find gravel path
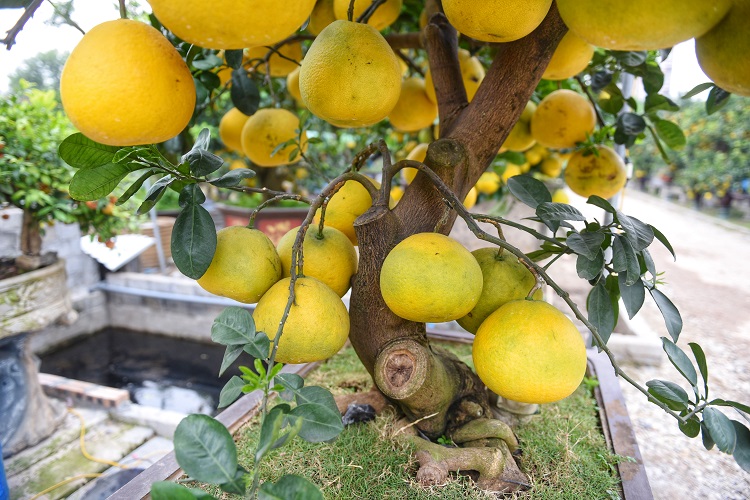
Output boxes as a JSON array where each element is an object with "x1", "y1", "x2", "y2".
[{"x1": 450, "y1": 188, "x2": 750, "y2": 498}]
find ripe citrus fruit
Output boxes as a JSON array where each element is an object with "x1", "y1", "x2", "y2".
[
  {"x1": 388, "y1": 77, "x2": 438, "y2": 132},
  {"x1": 473, "y1": 299, "x2": 587, "y2": 404},
  {"x1": 60, "y1": 19, "x2": 195, "y2": 147},
  {"x1": 556, "y1": 0, "x2": 731, "y2": 51},
  {"x1": 531, "y1": 89, "x2": 596, "y2": 149},
  {"x1": 564, "y1": 145, "x2": 627, "y2": 199},
  {"x1": 333, "y1": 0, "x2": 403, "y2": 30},
  {"x1": 502, "y1": 163, "x2": 522, "y2": 183},
  {"x1": 552, "y1": 188, "x2": 569, "y2": 204},
  {"x1": 286, "y1": 66, "x2": 305, "y2": 106},
  {"x1": 313, "y1": 178, "x2": 377, "y2": 245},
  {"x1": 380, "y1": 233, "x2": 483, "y2": 323},
  {"x1": 475, "y1": 172, "x2": 501, "y2": 195},
  {"x1": 308, "y1": 0, "x2": 336, "y2": 35},
  {"x1": 146, "y1": 0, "x2": 316, "y2": 49},
  {"x1": 540, "y1": 154, "x2": 563, "y2": 177},
  {"x1": 219, "y1": 108, "x2": 251, "y2": 153},
  {"x1": 463, "y1": 186, "x2": 478, "y2": 210},
  {"x1": 240, "y1": 108, "x2": 307, "y2": 167},
  {"x1": 276, "y1": 225, "x2": 358, "y2": 297},
  {"x1": 501, "y1": 102, "x2": 536, "y2": 152},
  {"x1": 300, "y1": 20, "x2": 402, "y2": 128},
  {"x1": 696, "y1": 1, "x2": 750, "y2": 97},
  {"x1": 442, "y1": 0, "x2": 552, "y2": 43},
  {"x1": 389, "y1": 185, "x2": 405, "y2": 208},
  {"x1": 197, "y1": 227, "x2": 282, "y2": 303},
  {"x1": 542, "y1": 31, "x2": 594, "y2": 81},
  {"x1": 401, "y1": 143, "x2": 429, "y2": 184},
  {"x1": 425, "y1": 49, "x2": 485, "y2": 103},
  {"x1": 457, "y1": 248, "x2": 542, "y2": 334},
  {"x1": 246, "y1": 42, "x2": 302, "y2": 77},
  {"x1": 254, "y1": 277, "x2": 349, "y2": 364}
]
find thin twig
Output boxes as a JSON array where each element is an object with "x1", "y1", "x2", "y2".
[
  {"x1": 395, "y1": 50, "x2": 425, "y2": 78},
  {"x1": 347, "y1": 0, "x2": 356, "y2": 22},
  {"x1": 394, "y1": 412, "x2": 439, "y2": 436},
  {"x1": 575, "y1": 75, "x2": 607, "y2": 128},
  {"x1": 45, "y1": 0, "x2": 85, "y2": 35},
  {"x1": 247, "y1": 194, "x2": 310, "y2": 228},
  {"x1": 2, "y1": 0, "x2": 44, "y2": 50},
  {"x1": 357, "y1": 0, "x2": 388, "y2": 25}
]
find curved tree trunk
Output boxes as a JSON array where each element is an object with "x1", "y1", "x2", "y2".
[{"x1": 349, "y1": 6, "x2": 567, "y2": 438}]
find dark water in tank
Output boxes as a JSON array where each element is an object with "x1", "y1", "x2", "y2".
[{"x1": 40, "y1": 328, "x2": 249, "y2": 415}]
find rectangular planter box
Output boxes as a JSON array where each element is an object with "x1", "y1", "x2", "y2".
[{"x1": 216, "y1": 204, "x2": 309, "y2": 245}]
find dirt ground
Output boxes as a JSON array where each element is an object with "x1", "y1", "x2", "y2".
[{"x1": 450, "y1": 188, "x2": 750, "y2": 499}]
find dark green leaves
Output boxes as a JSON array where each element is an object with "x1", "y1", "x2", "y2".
[
  {"x1": 612, "y1": 235, "x2": 639, "y2": 284},
  {"x1": 646, "y1": 380, "x2": 689, "y2": 411},
  {"x1": 171, "y1": 184, "x2": 217, "y2": 279},
  {"x1": 212, "y1": 307, "x2": 257, "y2": 346},
  {"x1": 653, "y1": 119, "x2": 686, "y2": 150},
  {"x1": 732, "y1": 421, "x2": 750, "y2": 472},
  {"x1": 619, "y1": 274, "x2": 645, "y2": 319},
  {"x1": 576, "y1": 250, "x2": 604, "y2": 281},
  {"x1": 566, "y1": 232, "x2": 605, "y2": 260},
  {"x1": 661, "y1": 338, "x2": 698, "y2": 387},
  {"x1": 706, "y1": 86, "x2": 731, "y2": 115},
  {"x1": 174, "y1": 414, "x2": 238, "y2": 485},
  {"x1": 611, "y1": 50, "x2": 648, "y2": 67},
  {"x1": 536, "y1": 202, "x2": 585, "y2": 232},
  {"x1": 58, "y1": 133, "x2": 120, "y2": 169},
  {"x1": 615, "y1": 211, "x2": 654, "y2": 251},
  {"x1": 649, "y1": 289, "x2": 682, "y2": 342},
  {"x1": 506, "y1": 175, "x2": 551, "y2": 209},
  {"x1": 151, "y1": 482, "x2": 216, "y2": 500},
  {"x1": 587, "y1": 282, "x2": 615, "y2": 344},
  {"x1": 70, "y1": 161, "x2": 145, "y2": 201},
  {"x1": 219, "y1": 376, "x2": 245, "y2": 408},
  {"x1": 649, "y1": 224, "x2": 676, "y2": 261},
  {"x1": 225, "y1": 50, "x2": 244, "y2": 69},
  {"x1": 231, "y1": 70, "x2": 260, "y2": 116},
  {"x1": 183, "y1": 149, "x2": 224, "y2": 177},
  {"x1": 258, "y1": 475, "x2": 324, "y2": 500},
  {"x1": 210, "y1": 168, "x2": 257, "y2": 187},
  {"x1": 681, "y1": 82, "x2": 714, "y2": 99},
  {"x1": 282, "y1": 385, "x2": 344, "y2": 442},
  {"x1": 703, "y1": 408, "x2": 736, "y2": 453},
  {"x1": 689, "y1": 342, "x2": 708, "y2": 397}
]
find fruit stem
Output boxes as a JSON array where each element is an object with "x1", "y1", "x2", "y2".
[
  {"x1": 347, "y1": 0, "x2": 356, "y2": 21},
  {"x1": 574, "y1": 76, "x2": 607, "y2": 128},
  {"x1": 118, "y1": 0, "x2": 127, "y2": 19},
  {"x1": 358, "y1": 0, "x2": 388, "y2": 25},
  {"x1": 247, "y1": 193, "x2": 310, "y2": 229}
]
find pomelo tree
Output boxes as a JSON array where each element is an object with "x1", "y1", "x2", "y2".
[{"x1": 4, "y1": 0, "x2": 749, "y2": 496}]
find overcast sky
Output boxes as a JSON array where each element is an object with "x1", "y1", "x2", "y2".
[{"x1": 1, "y1": 2, "x2": 711, "y2": 98}]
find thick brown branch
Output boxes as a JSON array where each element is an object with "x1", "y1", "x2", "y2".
[
  {"x1": 384, "y1": 32, "x2": 422, "y2": 50},
  {"x1": 423, "y1": 13, "x2": 465, "y2": 132}
]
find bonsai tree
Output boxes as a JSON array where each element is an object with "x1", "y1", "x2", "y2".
[{"x1": 4, "y1": 0, "x2": 749, "y2": 496}]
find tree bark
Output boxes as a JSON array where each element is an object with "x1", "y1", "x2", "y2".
[{"x1": 349, "y1": 6, "x2": 567, "y2": 437}]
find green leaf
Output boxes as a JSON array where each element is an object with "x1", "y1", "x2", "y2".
[
  {"x1": 641, "y1": 62, "x2": 665, "y2": 95},
  {"x1": 287, "y1": 402, "x2": 344, "y2": 442},
  {"x1": 653, "y1": 119, "x2": 686, "y2": 150},
  {"x1": 225, "y1": 50, "x2": 244, "y2": 69},
  {"x1": 219, "y1": 467, "x2": 248, "y2": 495},
  {"x1": 586, "y1": 195, "x2": 616, "y2": 213},
  {"x1": 616, "y1": 112, "x2": 647, "y2": 136},
  {"x1": 732, "y1": 421, "x2": 750, "y2": 473},
  {"x1": 171, "y1": 187, "x2": 217, "y2": 279},
  {"x1": 576, "y1": 250, "x2": 604, "y2": 281},
  {"x1": 277, "y1": 373, "x2": 305, "y2": 401},
  {"x1": 192, "y1": 128, "x2": 211, "y2": 151},
  {"x1": 587, "y1": 282, "x2": 615, "y2": 344},
  {"x1": 151, "y1": 481, "x2": 216, "y2": 499},
  {"x1": 210, "y1": 168, "x2": 257, "y2": 187},
  {"x1": 703, "y1": 408, "x2": 737, "y2": 454},
  {"x1": 219, "y1": 345, "x2": 244, "y2": 377},
  {"x1": 613, "y1": 235, "x2": 640, "y2": 285},
  {"x1": 536, "y1": 202, "x2": 586, "y2": 222},
  {"x1": 661, "y1": 338, "x2": 698, "y2": 387},
  {"x1": 649, "y1": 224, "x2": 676, "y2": 261},
  {"x1": 192, "y1": 54, "x2": 223, "y2": 70},
  {"x1": 681, "y1": 82, "x2": 714, "y2": 99},
  {"x1": 701, "y1": 421, "x2": 715, "y2": 450},
  {"x1": 199, "y1": 70, "x2": 221, "y2": 90},
  {"x1": 619, "y1": 274, "x2": 645, "y2": 319},
  {"x1": 611, "y1": 50, "x2": 648, "y2": 67},
  {"x1": 615, "y1": 211, "x2": 654, "y2": 251},
  {"x1": 649, "y1": 289, "x2": 682, "y2": 342},
  {"x1": 137, "y1": 175, "x2": 173, "y2": 215},
  {"x1": 646, "y1": 380, "x2": 689, "y2": 410},
  {"x1": 706, "y1": 86, "x2": 731, "y2": 115},
  {"x1": 183, "y1": 148, "x2": 224, "y2": 177},
  {"x1": 243, "y1": 330, "x2": 271, "y2": 360},
  {"x1": 688, "y1": 342, "x2": 708, "y2": 397},
  {"x1": 258, "y1": 475, "x2": 324, "y2": 500},
  {"x1": 219, "y1": 376, "x2": 245, "y2": 408},
  {"x1": 640, "y1": 248, "x2": 657, "y2": 282},
  {"x1": 507, "y1": 175, "x2": 551, "y2": 209},
  {"x1": 231, "y1": 70, "x2": 260, "y2": 116},
  {"x1": 497, "y1": 150, "x2": 526, "y2": 165},
  {"x1": 645, "y1": 94, "x2": 679, "y2": 113},
  {"x1": 679, "y1": 416, "x2": 701, "y2": 438},
  {"x1": 256, "y1": 404, "x2": 290, "y2": 462},
  {"x1": 708, "y1": 399, "x2": 750, "y2": 416},
  {"x1": 116, "y1": 169, "x2": 158, "y2": 206},
  {"x1": 69, "y1": 162, "x2": 145, "y2": 201},
  {"x1": 211, "y1": 307, "x2": 256, "y2": 345},
  {"x1": 174, "y1": 414, "x2": 238, "y2": 484},
  {"x1": 179, "y1": 182, "x2": 207, "y2": 206},
  {"x1": 58, "y1": 133, "x2": 120, "y2": 169},
  {"x1": 566, "y1": 231, "x2": 605, "y2": 260}
]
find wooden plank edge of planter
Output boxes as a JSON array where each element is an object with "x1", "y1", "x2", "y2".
[{"x1": 108, "y1": 361, "x2": 321, "y2": 500}]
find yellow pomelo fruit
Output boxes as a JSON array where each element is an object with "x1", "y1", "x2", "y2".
[
  {"x1": 219, "y1": 108, "x2": 251, "y2": 153},
  {"x1": 501, "y1": 102, "x2": 536, "y2": 152},
  {"x1": 313, "y1": 178, "x2": 377, "y2": 245},
  {"x1": 473, "y1": 299, "x2": 587, "y2": 404},
  {"x1": 425, "y1": 49, "x2": 485, "y2": 103},
  {"x1": 442, "y1": 0, "x2": 552, "y2": 43},
  {"x1": 308, "y1": 0, "x2": 337, "y2": 35},
  {"x1": 552, "y1": 189, "x2": 569, "y2": 204},
  {"x1": 475, "y1": 172, "x2": 501, "y2": 195},
  {"x1": 401, "y1": 143, "x2": 429, "y2": 184},
  {"x1": 564, "y1": 145, "x2": 627, "y2": 199},
  {"x1": 502, "y1": 163, "x2": 522, "y2": 183},
  {"x1": 463, "y1": 187, "x2": 478, "y2": 210},
  {"x1": 542, "y1": 31, "x2": 594, "y2": 81},
  {"x1": 390, "y1": 185, "x2": 405, "y2": 208},
  {"x1": 254, "y1": 277, "x2": 349, "y2": 364},
  {"x1": 540, "y1": 154, "x2": 564, "y2": 177},
  {"x1": 246, "y1": 43, "x2": 302, "y2": 77},
  {"x1": 556, "y1": 0, "x2": 731, "y2": 51},
  {"x1": 147, "y1": 0, "x2": 316, "y2": 49},
  {"x1": 457, "y1": 248, "x2": 542, "y2": 334},
  {"x1": 531, "y1": 89, "x2": 596, "y2": 149},
  {"x1": 197, "y1": 227, "x2": 282, "y2": 303},
  {"x1": 388, "y1": 77, "x2": 438, "y2": 132},
  {"x1": 333, "y1": 0, "x2": 403, "y2": 30},
  {"x1": 300, "y1": 20, "x2": 402, "y2": 128},
  {"x1": 240, "y1": 108, "x2": 307, "y2": 167},
  {"x1": 60, "y1": 19, "x2": 195, "y2": 147},
  {"x1": 229, "y1": 159, "x2": 247, "y2": 170},
  {"x1": 380, "y1": 233, "x2": 483, "y2": 323},
  {"x1": 276, "y1": 225, "x2": 357, "y2": 297},
  {"x1": 696, "y1": 1, "x2": 750, "y2": 97},
  {"x1": 286, "y1": 66, "x2": 305, "y2": 105},
  {"x1": 524, "y1": 148, "x2": 543, "y2": 166}
]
